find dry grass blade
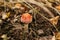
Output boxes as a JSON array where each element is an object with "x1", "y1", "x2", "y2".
[
  {"x1": 19, "y1": 0, "x2": 59, "y2": 32},
  {"x1": 25, "y1": 0, "x2": 55, "y2": 17},
  {"x1": 45, "y1": 0, "x2": 60, "y2": 16}
]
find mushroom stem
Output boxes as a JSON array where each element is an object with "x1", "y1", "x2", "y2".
[{"x1": 23, "y1": 24, "x2": 28, "y2": 32}]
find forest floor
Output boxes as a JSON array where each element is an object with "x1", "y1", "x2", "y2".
[{"x1": 0, "y1": 0, "x2": 60, "y2": 40}]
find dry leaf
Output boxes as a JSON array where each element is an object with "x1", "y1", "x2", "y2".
[
  {"x1": 49, "y1": 16, "x2": 59, "y2": 25},
  {"x1": 56, "y1": 5, "x2": 60, "y2": 10},
  {"x1": 2, "y1": 12, "x2": 10, "y2": 19},
  {"x1": 56, "y1": 32, "x2": 60, "y2": 40},
  {"x1": 1, "y1": 34, "x2": 8, "y2": 40},
  {"x1": 52, "y1": 36, "x2": 55, "y2": 40},
  {"x1": 15, "y1": 3, "x2": 22, "y2": 8},
  {"x1": 7, "y1": 12, "x2": 10, "y2": 17}
]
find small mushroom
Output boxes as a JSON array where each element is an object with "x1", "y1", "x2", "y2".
[
  {"x1": 21, "y1": 13, "x2": 32, "y2": 24},
  {"x1": 21, "y1": 13, "x2": 32, "y2": 32}
]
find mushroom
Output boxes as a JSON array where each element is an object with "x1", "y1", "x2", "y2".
[{"x1": 21, "y1": 13, "x2": 32, "y2": 32}]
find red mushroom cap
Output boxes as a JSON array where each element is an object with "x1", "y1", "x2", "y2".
[{"x1": 21, "y1": 13, "x2": 32, "y2": 24}]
